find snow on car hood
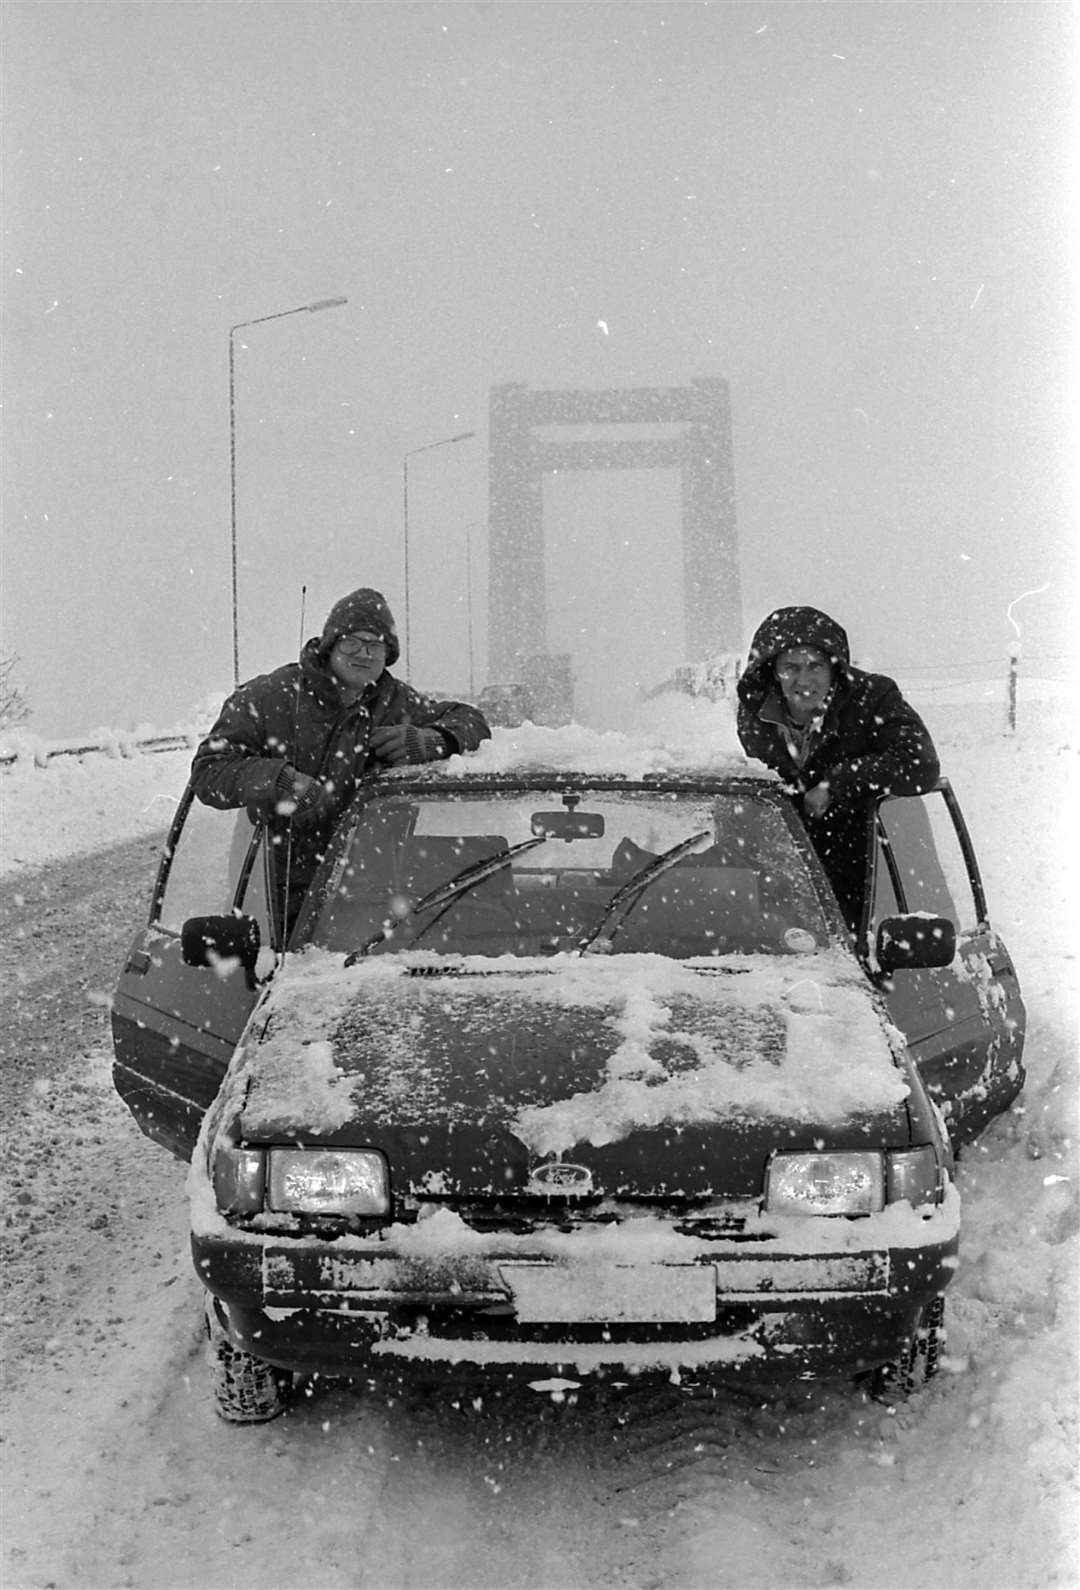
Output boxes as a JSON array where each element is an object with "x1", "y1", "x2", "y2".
[{"x1": 235, "y1": 947, "x2": 910, "y2": 1162}]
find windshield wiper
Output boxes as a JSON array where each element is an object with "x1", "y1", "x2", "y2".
[
  {"x1": 344, "y1": 835, "x2": 546, "y2": 962},
  {"x1": 575, "y1": 829, "x2": 714, "y2": 956}
]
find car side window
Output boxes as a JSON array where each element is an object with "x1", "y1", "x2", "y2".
[
  {"x1": 154, "y1": 791, "x2": 273, "y2": 941},
  {"x1": 875, "y1": 792, "x2": 980, "y2": 935}
]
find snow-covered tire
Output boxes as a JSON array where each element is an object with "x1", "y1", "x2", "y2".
[
  {"x1": 870, "y1": 1294, "x2": 946, "y2": 1403},
  {"x1": 205, "y1": 1299, "x2": 292, "y2": 1424}
]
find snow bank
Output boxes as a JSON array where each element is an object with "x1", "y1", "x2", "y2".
[{"x1": 0, "y1": 745, "x2": 193, "y2": 874}]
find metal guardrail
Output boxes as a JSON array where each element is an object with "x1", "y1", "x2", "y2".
[{"x1": 0, "y1": 732, "x2": 198, "y2": 770}]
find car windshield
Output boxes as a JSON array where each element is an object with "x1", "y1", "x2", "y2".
[{"x1": 309, "y1": 787, "x2": 831, "y2": 960}]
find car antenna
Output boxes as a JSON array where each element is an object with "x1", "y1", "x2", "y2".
[{"x1": 281, "y1": 584, "x2": 307, "y2": 959}]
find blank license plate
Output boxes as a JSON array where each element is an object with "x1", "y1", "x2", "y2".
[{"x1": 501, "y1": 1263, "x2": 716, "y2": 1324}]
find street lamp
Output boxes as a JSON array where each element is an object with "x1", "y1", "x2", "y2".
[
  {"x1": 402, "y1": 430, "x2": 475, "y2": 677},
  {"x1": 229, "y1": 296, "x2": 348, "y2": 685},
  {"x1": 463, "y1": 520, "x2": 484, "y2": 698}
]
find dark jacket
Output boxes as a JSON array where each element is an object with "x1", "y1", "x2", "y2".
[
  {"x1": 191, "y1": 639, "x2": 491, "y2": 924},
  {"x1": 736, "y1": 607, "x2": 939, "y2": 929}
]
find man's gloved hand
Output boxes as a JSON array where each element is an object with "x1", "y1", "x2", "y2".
[
  {"x1": 273, "y1": 767, "x2": 334, "y2": 827},
  {"x1": 802, "y1": 781, "x2": 832, "y2": 819},
  {"x1": 369, "y1": 724, "x2": 450, "y2": 766}
]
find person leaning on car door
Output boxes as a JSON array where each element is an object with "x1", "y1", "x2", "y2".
[
  {"x1": 190, "y1": 587, "x2": 491, "y2": 932},
  {"x1": 735, "y1": 606, "x2": 940, "y2": 933}
]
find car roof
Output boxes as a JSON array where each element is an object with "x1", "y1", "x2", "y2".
[
  {"x1": 375, "y1": 765, "x2": 780, "y2": 795},
  {"x1": 372, "y1": 716, "x2": 777, "y2": 793}
]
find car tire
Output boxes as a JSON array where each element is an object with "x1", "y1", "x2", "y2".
[
  {"x1": 870, "y1": 1293, "x2": 946, "y2": 1403},
  {"x1": 205, "y1": 1298, "x2": 292, "y2": 1424}
]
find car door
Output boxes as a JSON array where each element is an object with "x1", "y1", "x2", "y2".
[
  {"x1": 111, "y1": 787, "x2": 280, "y2": 1161},
  {"x1": 866, "y1": 783, "x2": 1026, "y2": 1146}
]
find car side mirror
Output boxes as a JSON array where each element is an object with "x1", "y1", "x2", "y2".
[
  {"x1": 181, "y1": 914, "x2": 260, "y2": 976},
  {"x1": 875, "y1": 913, "x2": 956, "y2": 974}
]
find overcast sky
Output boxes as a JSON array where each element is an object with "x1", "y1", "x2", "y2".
[{"x1": 3, "y1": 0, "x2": 1075, "y2": 738}]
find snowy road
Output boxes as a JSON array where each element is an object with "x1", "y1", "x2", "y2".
[
  {"x1": 1, "y1": 713, "x2": 1077, "y2": 1590},
  {"x1": 1, "y1": 1001, "x2": 1073, "y2": 1590}
]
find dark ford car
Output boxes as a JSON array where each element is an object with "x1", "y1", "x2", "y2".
[{"x1": 112, "y1": 759, "x2": 1025, "y2": 1422}]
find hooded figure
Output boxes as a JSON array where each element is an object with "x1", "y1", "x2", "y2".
[
  {"x1": 191, "y1": 587, "x2": 490, "y2": 931},
  {"x1": 736, "y1": 607, "x2": 939, "y2": 932}
]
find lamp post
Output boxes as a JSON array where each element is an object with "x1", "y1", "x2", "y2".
[
  {"x1": 229, "y1": 295, "x2": 348, "y2": 686},
  {"x1": 402, "y1": 430, "x2": 475, "y2": 677},
  {"x1": 463, "y1": 519, "x2": 484, "y2": 698}
]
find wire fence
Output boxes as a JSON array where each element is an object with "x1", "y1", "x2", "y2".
[
  {"x1": 891, "y1": 656, "x2": 1070, "y2": 734},
  {"x1": 894, "y1": 655, "x2": 1071, "y2": 672}
]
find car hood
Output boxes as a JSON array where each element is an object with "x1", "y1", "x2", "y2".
[{"x1": 233, "y1": 948, "x2": 913, "y2": 1199}]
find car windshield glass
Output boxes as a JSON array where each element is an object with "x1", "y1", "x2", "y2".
[
  {"x1": 309, "y1": 788, "x2": 830, "y2": 960},
  {"x1": 344, "y1": 834, "x2": 547, "y2": 961},
  {"x1": 575, "y1": 828, "x2": 714, "y2": 954}
]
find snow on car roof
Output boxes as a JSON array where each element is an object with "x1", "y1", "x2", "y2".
[{"x1": 406, "y1": 696, "x2": 767, "y2": 782}]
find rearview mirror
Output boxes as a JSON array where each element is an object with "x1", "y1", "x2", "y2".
[
  {"x1": 531, "y1": 811, "x2": 606, "y2": 840},
  {"x1": 181, "y1": 914, "x2": 260, "y2": 975},
  {"x1": 875, "y1": 914, "x2": 956, "y2": 974}
]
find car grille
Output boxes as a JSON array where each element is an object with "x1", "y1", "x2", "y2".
[
  {"x1": 229, "y1": 1198, "x2": 765, "y2": 1243},
  {"x1": 431, "y1": 1198, "x2": 761, "y2": 1241}
]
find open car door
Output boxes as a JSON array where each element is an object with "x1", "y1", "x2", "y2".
[
  {"x1": 865, "y1": 782, "x2": 1026, "y2": 1147},
  {"x1": 112, "y1": 787, "x2": 280, "y2": 1161}
]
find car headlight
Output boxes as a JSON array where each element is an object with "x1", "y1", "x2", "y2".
[
  {"x1": 266, "y1": 1148, "x2": 390, "y2": 1216},
  {"x1": 765, "y1": 1151, "x2": 885, "y2": 1216}
]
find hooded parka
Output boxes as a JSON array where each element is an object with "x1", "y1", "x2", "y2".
[
  {"x1": 191, "y1": 598, "x2": 490, "y2": 927},
  {"x1": 736, "y1": 607, "x2": 939, "y2": 930}
]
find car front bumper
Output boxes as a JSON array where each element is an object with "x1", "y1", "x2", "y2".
[{"x1": 192, "y1": 1189, "x2": 960, "y2": 1382}]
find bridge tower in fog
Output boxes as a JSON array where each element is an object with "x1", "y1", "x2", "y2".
[{"x1": 487, "y1": 379, "x2": 741, "y2": 718}]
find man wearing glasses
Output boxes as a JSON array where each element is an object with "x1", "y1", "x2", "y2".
[{"x1": 191, "y1": 587, "x2": 490, "y2": 924}]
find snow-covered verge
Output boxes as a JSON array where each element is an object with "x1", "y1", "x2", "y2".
[
  {"x1": 1, "y1": 694, "x2": 1077, "y2": 1590},
  {"x1": 0, "y1": 740, "x2": 195, "y2": 876}
]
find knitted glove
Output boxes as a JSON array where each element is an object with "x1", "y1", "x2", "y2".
[
  {"x1": 369, "y1": 724, "x2": 450, "y2": 766},
  {"x1": 273, "y1": 766, "x2": 334, "y2": 827}
]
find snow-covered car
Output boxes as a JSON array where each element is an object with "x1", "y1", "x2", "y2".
[{"x1": 112, "y1": 750, "x2": 1026, "y2": 1423}]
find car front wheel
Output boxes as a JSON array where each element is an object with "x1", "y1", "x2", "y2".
[
  {"x1": 205, "y1": 1297, "x2": 293, "y2": 1424},
  {"x1": 870, "y1": 1294, "x2": 946, "y2": 1403}
]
